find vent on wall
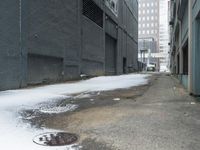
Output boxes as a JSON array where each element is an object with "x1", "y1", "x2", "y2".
[{"x1": 83, "y1": 0, "x2": 103, "y2": 28}]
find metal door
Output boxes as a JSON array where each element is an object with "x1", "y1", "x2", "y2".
[{"x1": 105, "y1": 34, "x2": 117, "y2": 75}]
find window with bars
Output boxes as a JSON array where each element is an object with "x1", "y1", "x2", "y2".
[{"x1": 83, "y1": 0, "x2": 103, "y2": 28}]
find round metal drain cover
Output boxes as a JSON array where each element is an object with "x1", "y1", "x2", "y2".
[{"x1": 33, "y1": 132, "x2": 79, "y2": 146}]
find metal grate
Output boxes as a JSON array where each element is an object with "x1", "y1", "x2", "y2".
[
  {"x1": 33, "y1": 132, "x2": 79, "y2": 146},
  {"x1": 83, "y1": 0, "x2": 103, "y2": 27}
]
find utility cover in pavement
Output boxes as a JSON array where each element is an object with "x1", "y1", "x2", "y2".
[{"x1": 33, "y1": 132, "x2": 79, "y2": 146}]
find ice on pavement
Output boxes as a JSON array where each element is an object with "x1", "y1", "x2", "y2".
[
  {"x1": 39, "y1": 104, "x2": 78, "y2": 114},
  {"x1": 0, "y1": 74, "x2": 149, "y2": 107},
  {"x1": 0, "y1": 74, "x2": 149, "y2": 150}
]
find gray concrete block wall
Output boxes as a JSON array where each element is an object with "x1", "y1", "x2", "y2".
[
  {"x1": 116, "y1": 29, "x2": 123, "y2": 74},
  {"x1": 27, "y1": 0, "x2": 80, "y2": 58},
  {"x1": 81, "y1": 16, "x2": 105, "y2": 76},
  {"x1": 0, "y1": 0, "x2": 22, "y2": 90},
  {"x1": 0, "y1": 0, "x2": 138, "y2": 90},
  {"x1": 170, "y1": 0, "x2": 200, "y2": 95},
  {"x1": 192, "y1": 0, "x2": 200, "y2": 95},
  {"x1": 121, "y1": 0, "x2": 138, "y2": 72},
  {"x1": 27, "y1": 54, "x2": 63, "y2": 84},
  {"x1": 27, "y1": 0, "x2": 81, "y2": 82},
  {"x1": 181, "y1": 2, "x2": 189, "y2": 43}
]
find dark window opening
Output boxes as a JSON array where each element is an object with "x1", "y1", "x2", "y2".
[
  {"x1": 83, "y1": 0, "x2": 103, "y2": 27},
  {"x1": 183, "y1": 43, "x2": 188, "y2": 75},
  {"x1": 111, "y1": 1, "x2": 115, "y2": 9},
  {"x1": 123, "y1": 57, "x2": 127, "y2": 74},
  {"x1": 177, "y1": 54, "x2": 180, "y2": 74}
]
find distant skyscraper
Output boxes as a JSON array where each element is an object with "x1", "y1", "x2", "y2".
[
  {"x1": 138, "y1": 0, "x2": 159, "y2": 52},
  {"x1": 138, "y1": 0, "x2": 170, "y2": 71},
  {"x1": 159, "y1": 0, "x2": 170, "y2": 70},
  {"x1": 138, "y1": 0, "x2": 160, "y2": 70}
]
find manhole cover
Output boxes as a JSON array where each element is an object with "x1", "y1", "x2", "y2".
[{"x1": 33, "y1": 132, "x2": 79, "y2": 146}]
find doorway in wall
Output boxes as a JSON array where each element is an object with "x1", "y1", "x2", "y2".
[
  {"x1": 182, "y1": 42, "x2": 188, "y2": 75},
  {"x1": 105, "y1": 34, "x2": 117, "y2": 75},
  {"x1": 177, "y1": 54, "x2": 180, "y2": 74},
  {"x1": 123, "y1": 57, "x2": 127, "y2": 74}
]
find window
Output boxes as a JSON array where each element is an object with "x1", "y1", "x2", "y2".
[{"x1": 83, "y1": 0, "x2": 103, "y2": 27}]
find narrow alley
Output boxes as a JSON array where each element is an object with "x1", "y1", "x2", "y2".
[
  {"x1": 1, "y1": 0, "x2": 200, "y2": 150},
  {"x1": 18, "y1": 73, "x2": 200, "y2": 150}
]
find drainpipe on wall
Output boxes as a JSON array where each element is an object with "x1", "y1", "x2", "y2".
[
  {"x1": 19, "y1": 0, "x2": 23, "y2": 87},
  {"x1": 188, "y1": 0, "x2": 193, "y2": 93},
  {"x1": 19, "y1": 0, "x2": 27, "y2": 88},
  {"x1": 177, "y1": 19, "x2": 183, "y2": 75}
]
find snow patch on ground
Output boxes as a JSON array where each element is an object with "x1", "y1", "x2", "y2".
[
  {"x1": 113, "y1": 98, "x2": 121, "y2": 101},
  {"x1": 73, "y1": 93, "x2": 91, "y2": 99},
  {"x1": 39, "y1": 104, "x2": 78, "y2": 114},
  {"x1": 0, "y1": 74, "x2": 149, "y2": 108},
  {"x1": 0, "y1": 109, "x2": 80, "y2": 150},
  {"x1": 0, "y1": 74, "x2": 150, "y2": 150}
]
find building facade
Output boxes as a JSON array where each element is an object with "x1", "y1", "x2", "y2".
[
  {"x1": 138, "y1": 0, "x2": 160, "y2": 71},
  {"x1": 138, "y1": 0, "x2": 159, "y2": 43},
  {"x1": 159, "y1": 0, "x2": 170, "y2": 71},
  {"x1": 138, "y1": 0, "x2": 170, "y2": 72},
  {"x1": 169, "y1": 0, "x2": 200, "y2": 95},
  {"x1": 138, "y1": 37, "x2": 159, "y2": 70},
  {"x1": 0, "y1": 0, "x2": 138, "y2": 90}
]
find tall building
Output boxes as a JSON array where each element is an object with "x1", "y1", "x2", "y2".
[
  {"x1": 138, "y1": 0, "x2": 159, "y2": 43},
  {"x1": 0, "y1": 0, "x2": 138, "y2": 90},
  {"x1": 169, "y1": 0, "x2": 200, "y2": 95},
  {"x1": 138, "y1": 0, "x2": 160, "y2": 70},
  {"x1": 159, "y1": 0, "x2": 170, "y2": 71},
  {"x1": 138, "y1": 0, "x2": 170, "y2": 71}
]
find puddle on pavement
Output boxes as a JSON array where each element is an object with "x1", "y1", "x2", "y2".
[{"x1": 33, "y1": 132, "x2": 79, "y2": 146}]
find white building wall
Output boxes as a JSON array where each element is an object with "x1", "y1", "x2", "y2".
[{"x1": 159, "y1": 0, "x2": 170, "y2": 71}]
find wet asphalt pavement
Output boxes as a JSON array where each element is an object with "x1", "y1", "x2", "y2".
[{"x1": 22, "y1": 73, "x2": 200, "y2": 150}]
